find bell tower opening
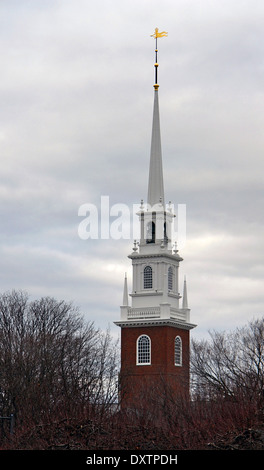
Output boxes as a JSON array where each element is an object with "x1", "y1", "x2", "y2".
[{"x1": 146, "y1": 220, "x2": 155, "y2": 244}]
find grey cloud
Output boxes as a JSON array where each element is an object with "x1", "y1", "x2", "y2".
[{"x1": 0, "y1": 0, "x2": 263, "y2": 340}]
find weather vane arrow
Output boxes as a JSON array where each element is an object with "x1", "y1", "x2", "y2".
[{"x1": 150, "y1": 28, "x2": 168, "y2": 89}]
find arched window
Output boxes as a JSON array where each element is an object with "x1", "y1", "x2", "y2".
[
  {"x1": 137, "y1": 335, "x2": 151, "y2": 365},
  {"x1": 168, "y1": 266, "x2": 173, "y2": 291},
  {"x1": 144, "y1": 265, "x2": 152, "y2": 289},
  {"x1": 174, "y1": 336, "x2": 182, "y2": 366}
]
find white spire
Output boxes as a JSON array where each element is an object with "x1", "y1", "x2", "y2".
[
  {"x1": 147, "y1": 89, "x2": 165, "y2": 207},
  {"x1": 122, "y1": 273, "x2": 129, "y2": 306},
  {"x1": 182, "y1": 275, "x2": 188, "y2": 309}
]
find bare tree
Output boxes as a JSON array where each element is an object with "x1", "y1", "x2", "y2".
[
  {"x1": 191, "y1": 317, "x2": 264, "y2": 401},
  {"x1": 0, "y1": 290, "x2": 119, "y2": 428}
]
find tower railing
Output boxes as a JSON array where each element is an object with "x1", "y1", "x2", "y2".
[
  {"x1": 124, "y1": 305, "x2": 190, "y2": 322},
  {"x1": 127, "y1": 307, "x2": 160, "y2": 319}
]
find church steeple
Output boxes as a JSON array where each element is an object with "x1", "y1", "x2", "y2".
[
  {"x1": 115, "y1": 30, "x2": 196, "y2": 409},
  {"x1": 147, "y1": 28, "x2": 167, "y2": 208},
  {"x1": 147, "y1": 88, "x2": 164, "y2": 207},
  {"x1": 116, "y1": 27, "x2": 195, "y2": 326}
]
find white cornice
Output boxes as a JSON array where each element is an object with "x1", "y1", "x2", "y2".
[
  {"x1": 114, "y1": 318, "x2": 196, "y2": 330},
  {"x1": 128, "y1": 252, "x2": 183, "y2": 262}
]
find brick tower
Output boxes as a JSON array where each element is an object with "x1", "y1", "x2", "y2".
[{"x1": 115, "y1": 29, "x2": 196, "y2": 408}]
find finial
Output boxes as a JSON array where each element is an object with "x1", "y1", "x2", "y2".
[
  {"x1": 173, "y1": 241, "x2": 178, "y2": 253},
  {"x1": 150, "y1": 28, "x2": 168, "y2": 89},
  {"x1": 132, "y1": 240, "x2": 138, "y2": 252},
  {"x1": 123, "y1": 273, "x2": 129, "y2": 306},
  {"x1": 182, "y1": 275, "x2": 188, "y2": 309}
]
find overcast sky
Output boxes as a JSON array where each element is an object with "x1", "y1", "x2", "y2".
[{"x1": 0, "y1": 0, "x2": 264, "y2": 341}]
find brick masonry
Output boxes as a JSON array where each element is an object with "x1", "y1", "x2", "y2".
[{"x1": 120, "y1": 325, "x2": 190, "y2": 407}]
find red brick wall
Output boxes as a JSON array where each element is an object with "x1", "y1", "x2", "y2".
[{"x1": 120, "y1": 325, "x2": 190, "y2": 407}]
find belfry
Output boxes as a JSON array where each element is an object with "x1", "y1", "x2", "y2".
[{"x1": 115, "y1": 29, "x2": 196, "y2": 407}]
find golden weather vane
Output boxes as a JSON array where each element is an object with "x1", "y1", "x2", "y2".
[
  {"x1": 150, "y1": 28, "x2": 168, "y2": 89},
  {"x1": 150, "y1": 27, "x2": 168, "y2": 39}
]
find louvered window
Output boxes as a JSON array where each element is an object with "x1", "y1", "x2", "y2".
[
  {"x1": 168, "y1": 266, "x2": 173, "y2": 291},
  {"x1": 175, "y1": 336, "x2": 182, "y2": 366}
]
